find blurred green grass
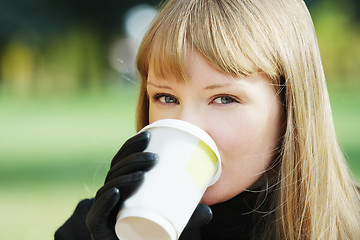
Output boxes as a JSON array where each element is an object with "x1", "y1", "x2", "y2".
[
  {"x1": 0, "y1": 86, "x2": 359, "y2": 240},
  {"x1": 0, "y1": 87, "x2": 138, "y2": 239},
  {"x1": 329, "y1": 88, "x2": 360, "y2": 178}
]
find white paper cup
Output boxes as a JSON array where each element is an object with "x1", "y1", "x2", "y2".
[{"x1": 115, "y1": 119, "x2": 221, "y2": 240}]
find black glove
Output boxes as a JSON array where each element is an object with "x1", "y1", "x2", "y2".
[
  {"x1": 55, "y1": 131, "x2": 213, "y2": 240},
  {"x1": 179, "y1": 204, "x2": 213, "y2": 239},
  {"x1": 55, "y1": 131, "x2": 157, "y2": 240},
  {"x1": 86, "y1": 130, "x2": 213, "y2": 240},
  {"x1": 86, "y1": 131, "x2": 158, "y2": 240}
]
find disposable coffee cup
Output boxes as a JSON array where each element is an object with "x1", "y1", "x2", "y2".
[{"x1": 115, "y1": 119, "x2": 221, "y2": 240}]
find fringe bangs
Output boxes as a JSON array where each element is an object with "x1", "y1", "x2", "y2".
[{"x1": 137, "y1": 0, "x2": 278, "y2": 84}]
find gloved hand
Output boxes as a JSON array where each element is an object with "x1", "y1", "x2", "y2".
[
  {"x1": 86, "y1": 130, "x2": 213, "y2": 240},
  {"x1": 185, "y1": 203, "x2": 213, "y2": 228},
  {"x1": 55, "y1": 131, "x2": 213, "y2": 240},
  {"x1": 86, "y1": 131, "x2": 158, "y2": 240},
  {"x1": 179, "y1": 204, "x2": 213, "y2": 239}
]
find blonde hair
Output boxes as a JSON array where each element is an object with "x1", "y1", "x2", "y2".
[{"x1": 135, "y1": 0, "x2": 360, "y2": 239}]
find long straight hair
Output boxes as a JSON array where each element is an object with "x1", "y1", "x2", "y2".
[{"x1": 135, "y1": 0, "x2": 360, "y2": 239}]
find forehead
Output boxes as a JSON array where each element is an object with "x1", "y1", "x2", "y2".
[
  {"x1": 138, "y1": 0, "x2": 282, "y2": 88},
  {"x1": 148, "y1": 44, "x2": 259, "y2": 85},
  {"x1": 142, "y1": 4, "x2": 259, "y2": 79},
  {"x1": 147, "y1": 50, "x2": 273, "y2": 93},
  {"x1": 148, "y1": 49, "x2": 227, "y2": 83}
]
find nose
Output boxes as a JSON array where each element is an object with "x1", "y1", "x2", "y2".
[
  {"x1": 176, "y1": 105, "x2": 206, "y2": 131},
  {"x1": 176, "y1": 106, "x2": 216, "y2": 142}
]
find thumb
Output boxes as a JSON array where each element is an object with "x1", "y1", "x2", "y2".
[
  {"x1": 185, "y1": 204, "x2": 213, "y2": 229},
  {"x1": 86, "y1": 188, "x2": 120, "y2": 240}
]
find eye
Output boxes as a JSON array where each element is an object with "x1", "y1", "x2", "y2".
[
  {"x1": 153, "y1": 94, "x2": 179, "y2": 104},
  {"x1": 212, "y1": 95, "x2": 239, "y2": 104}
]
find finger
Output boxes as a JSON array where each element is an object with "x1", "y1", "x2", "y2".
[
  {"x1": 105, "y1": 152, "x2": 158, "y2": 183},
  {"x1": 185, "y1": 204, "x2": 213, "y2": 229},
  {"x1": 111, "y1": 131, "x2": 151, "y2": 167},
  {"x1": 96, "y1": 171, "x2": 145, "y2": 201},
  {"x1": 86, "y1": 188, "x2": 120, "y2": 239}
]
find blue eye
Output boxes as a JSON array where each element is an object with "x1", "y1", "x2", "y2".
[
  {"x1": 154, "y1": 94, "x2": 179, "y2": 104},
  {"x1": 213, "y1": 96, "x2": 238, "y2": 104}
]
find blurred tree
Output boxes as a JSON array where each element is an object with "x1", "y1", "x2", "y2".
[
  {"x1": 0, "y1": 0, "x2": 161, "y2": 96},
  {"x1": 1, "y1": 41, "x2": 37, "y2": 96},
  {"x1": 0, "y1": 0, "x2": 161, "y2": 43},
  {"x1": 1, "y1": 0, "x2": 359, "y2": 96},
  {"x1": 310, "y1": 0, "x2": 360, "y2": 89}
]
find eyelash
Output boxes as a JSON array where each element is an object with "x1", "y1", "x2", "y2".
[
  {"x1": 152, "y1": 93, "x2": 240, "y2": 105},
  {"x1": 211, "y1": 94, "x2": 240, "y2": 105},
  {"x1": 152, "y1": 93, "x2": 179, "y2": 104}
]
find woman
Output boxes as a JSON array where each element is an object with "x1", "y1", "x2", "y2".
[{"x1": 55, "y1": 0, "x2": 360, "y2": 239}]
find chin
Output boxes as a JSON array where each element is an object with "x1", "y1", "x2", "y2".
[
  {"x1": 199, "y1": 196, "x2": 216, "y2": 206},
  {"x1": 200, "y1": 186, "x2": 227, "y2": 206},
  {"x1": 200, "y1": 184, "x2": 247, "y2": 206}
]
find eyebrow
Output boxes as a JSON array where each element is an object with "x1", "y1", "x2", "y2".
[
  {"x1": 147, "y1": 81, "x2": 236, "y2": 91},
  {"x1": 147, "y1": 81, "x2": 173, "y2": 90},
  {"x1": 204, "y1": 83, "x2": 233, "y2": 90}
]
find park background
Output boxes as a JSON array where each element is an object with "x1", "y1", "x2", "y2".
[{"x1": 0, "y1": 0, "x2": 359, "y2": 239}]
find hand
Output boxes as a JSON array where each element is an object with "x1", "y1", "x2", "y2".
[
  {"x1": 186, "y1": 203, "x2": 213, "y2": 228},
  {"x1": 179, "y1": 204, "x2": 213, "y2": 239},
  {"x1": 86, "y1": 131, "x2": 158, "y2": 240}
]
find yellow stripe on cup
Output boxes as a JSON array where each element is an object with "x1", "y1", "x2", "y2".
[{"x1": 186, "y1": 140, "x2": 218, "y2": 190}]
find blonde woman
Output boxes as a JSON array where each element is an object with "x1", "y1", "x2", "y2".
[{"x1": 55, "y1": 0, "x2": 360, "y2": 239}]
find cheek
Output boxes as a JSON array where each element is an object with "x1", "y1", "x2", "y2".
[
  {"x1": 201, "y1": 109, "x2": 282, "y2": 205},
  {"x1": 209, "y1": 114, "x2": 261, "y2": 161},
  {"x1": 148, "y1": 103, "x2": 159, "y2": 124},
  {"x1": 210, "y1": 115, "x2": 268, "y2": 182},
  {"x1": 148, "y1": 104, "x2": 168, "y2": 124},
  {"x1": 148, "y1": 106, "x2": 156, "y2": 124},
  {"x1": 148, "y1": 103, "x2": 181, "y2": 124},
  {"x1": 209, "y1": 98, "x2": 283, "y2": 168}
]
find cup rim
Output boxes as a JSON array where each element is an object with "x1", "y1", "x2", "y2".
[
  {"x1": 115, "y1": 207, "x2": 177, "y2": 240},
  {"x1": 139, "y1": 119, "x2": 222, "y2": 186}
]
